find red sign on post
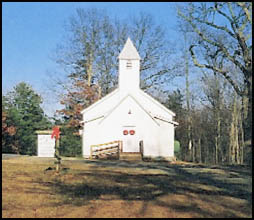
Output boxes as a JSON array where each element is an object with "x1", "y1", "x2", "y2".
[{"x1": 51, "y1": 126, "x2": 60, "y2": 140}]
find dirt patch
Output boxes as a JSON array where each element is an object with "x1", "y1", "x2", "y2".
[{"x1": 2, "y1": 156, "x2": 252, "y2": 218}]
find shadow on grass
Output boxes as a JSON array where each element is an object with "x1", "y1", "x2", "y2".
[{"x1": 43, "y1": 160, "x2": 252, "y2": 217}]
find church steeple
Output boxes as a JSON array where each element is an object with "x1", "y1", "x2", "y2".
[
  {"x1": 118, "y1": 38, "x2": 141, "y2": 92},
  {"x1": 118, "y1": 37, "x2": 141, "y2": 60}
]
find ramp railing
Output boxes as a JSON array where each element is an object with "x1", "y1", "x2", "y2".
[{"x1": 90, "y1": 140, "x2": 122, "y2": 159}]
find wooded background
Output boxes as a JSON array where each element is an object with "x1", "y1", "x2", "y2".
[{"x1": 2, "y1": 3, "x2": 252, "y2": 165}]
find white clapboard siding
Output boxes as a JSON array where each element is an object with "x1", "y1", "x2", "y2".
[{"x1": 37, "y1": 135, "x2": 55, "y2": 157}]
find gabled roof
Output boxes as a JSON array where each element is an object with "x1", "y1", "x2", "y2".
[
  {"x1": 82, "y1": 88, "x2": 177, "y2": 123},
  {"x1": 81, "y1": 88, "x2": 119, "y2": 114},
  {"x1": 153, "y1": 115, "x2": 179, "y2": 126},
  {"x1": 98, "y1": 93, "x2": 160, "y2": 126},
  {"x1": 118, "y1": 37, "x2": 141, "y2": 60},
  {"x1": 138, "y1": 90, "x2": 176, "y2": 116}
]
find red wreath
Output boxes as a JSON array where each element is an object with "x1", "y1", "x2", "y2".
[
  {"x1": 123, "y1": 130, "x2": 128, "y2": 135},
  {"x1": 129, "y1": 130, "x2": 135, "y2": 135}
]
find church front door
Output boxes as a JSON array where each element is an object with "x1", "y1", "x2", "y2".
[{"x1": 122, "y1": 126, "x2": 139, "y2": 152}]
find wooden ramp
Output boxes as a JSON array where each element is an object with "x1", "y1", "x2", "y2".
[
  {"x1": 90, "y1": 140, "x2": 143, "y2": 161},
  {"x1": 90, "y1": 141, "x2": 122, "y2": 159}
]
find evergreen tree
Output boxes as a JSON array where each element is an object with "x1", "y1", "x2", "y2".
[
  {"x1": 51, "y1": 115, "x2": 82, "y2": 157},
  {"x1": 59, "y1": 126, "x2": 82, "y2": 157},
  {"x1": 2, "y1": 96, "x2": 19, "y2": 153},
  {"x1": 164, "y1": 89, "x2": 185, "y2": 122},
  {"x1": 164, "y1": 89, "x2": 185, "y2": 160},
  {"x1": 3, "y1": 82, "x2": 52, "y2": 155}
]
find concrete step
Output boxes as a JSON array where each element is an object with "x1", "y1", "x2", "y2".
[{"x1": 119, "y1": 152, "x2": 142, "y2": 161}]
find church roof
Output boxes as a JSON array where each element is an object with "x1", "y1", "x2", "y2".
[
  {"x1": 98, "y1": 93, "x2": 160, "y2": 126},
  {"x1": 118, "y1": 37, "x2": 141, "y2": 60},
  {"x1": 81, "y1": 88, "x2": 177, "y2": 125}
]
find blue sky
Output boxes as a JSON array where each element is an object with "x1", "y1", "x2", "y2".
[{"x1": 2, "y1": 2, "x2": 183, "y2": 116}]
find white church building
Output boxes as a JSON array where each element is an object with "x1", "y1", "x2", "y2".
[{"x1": 81, "y1": 38, "x2": 178, "y2": 160}]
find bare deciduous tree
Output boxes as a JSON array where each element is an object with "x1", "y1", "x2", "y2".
[
  {"x1": 49, "y1": 8, "x2": 178, "y2": 129},
  {"x1": 177, "y1": 2, "x2": 252, "y2": 151}
]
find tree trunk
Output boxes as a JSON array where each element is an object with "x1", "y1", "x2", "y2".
[
  {"x1": 98, "y1": 85, "x2": 102, "y2": 99},
  {"x1": 86, "y1": 58, "x2": 93, "y2": 87},
  {"x1": 198, "y1": 138, "x2": 202, "y2": 163},
  {"x1": 241, "y1": 83, "x2": 252, "y2": 164},
  {"x1": 239, "y1": 112, "x2": 244, "y2": 164},
  {"x1": 229, "y1": 91, "x2": 240, "y2": 164},
  {"x1": 184, "y1": 32, "x2": 192, "y2": 162},
  {"x1": 214, "y1": 74, "x2": 221, "y2": 164}
]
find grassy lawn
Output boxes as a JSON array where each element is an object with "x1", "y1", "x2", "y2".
[{"x1": 2, "y1": 156, "x2": 252, "y2": 218}]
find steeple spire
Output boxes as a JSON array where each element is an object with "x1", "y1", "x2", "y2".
[
  {"x1": 118, "y1": 37, "x2": 141, "y2": 60},
  {"x1": 118, "y1": 37, "x2": 141, "y2": 92}
]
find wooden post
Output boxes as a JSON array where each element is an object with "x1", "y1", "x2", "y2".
[
  {"x1": 90, "y1": 145, "x2": 93, "y2": 159},
  {"x1": 117, "y1": 141, "x2": 120, "y2": 159},
  {"x1": 120, "y1": 140, "x2": 122, "y2": 155},
  {"x1": 139, "y1": 140, "x2": 144, "y2": 160},
  {"x1": 51, "y1": 126, "x2": 61, "y2": 173},
  {"x1": 55, "y1": 138, "x2": 61, "y2": 173}
]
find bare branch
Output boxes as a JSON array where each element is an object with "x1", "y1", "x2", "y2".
[
  {"x1": 214, "y1": 3, "x2": 234, "y2": 23},
  {"x1": 189, "y1": 45, "x2": 243, "y2": 96},
  {"x1": 194, "y1": 16, "x2": 235, "y2": 39},
  {"x1": 178, "y1": 6, "x2": 249, "y2": 78},
  {"x1": 237, "y1": 2, "x2": 252, "y2": 24}
]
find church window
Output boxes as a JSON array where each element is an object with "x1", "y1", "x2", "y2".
[{"x1": 126, "y1": 60, "x2": 132, "y2": 69}]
